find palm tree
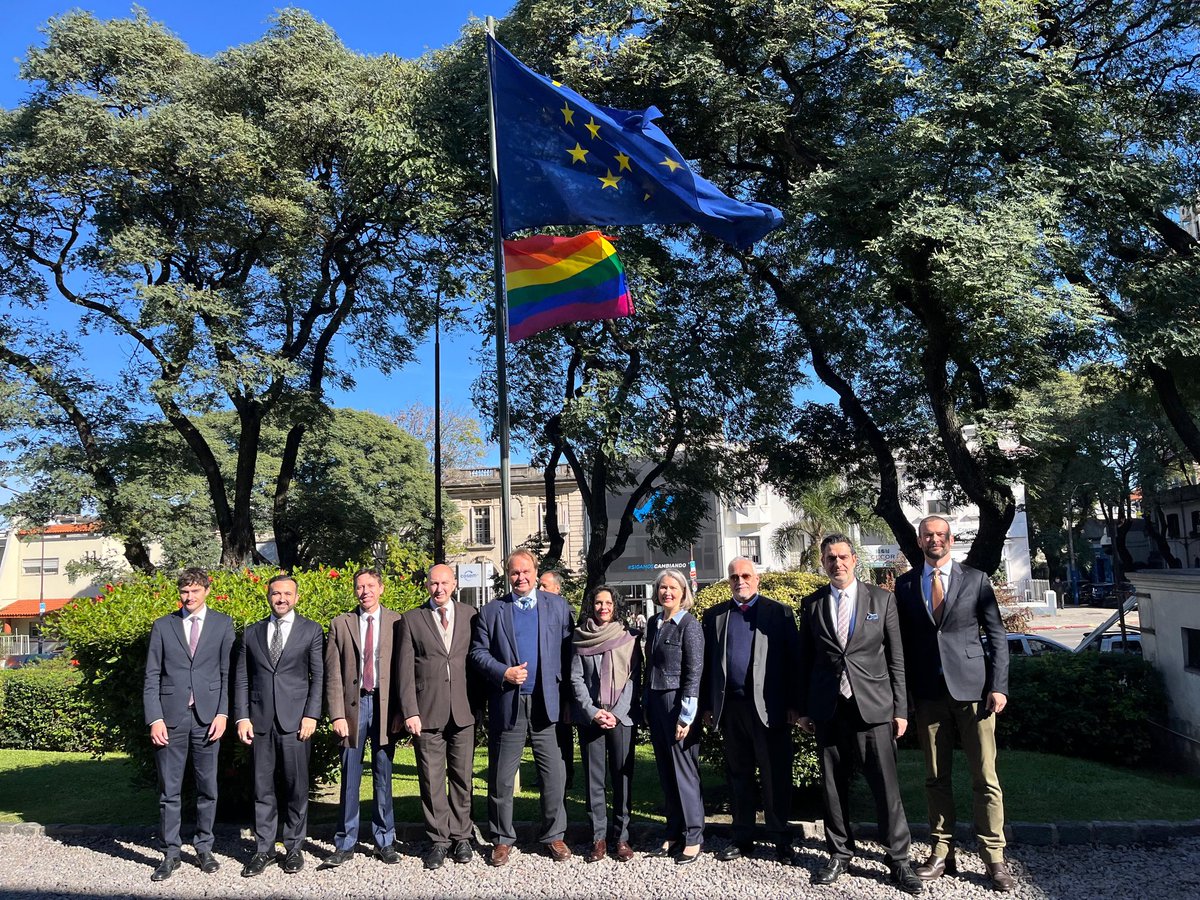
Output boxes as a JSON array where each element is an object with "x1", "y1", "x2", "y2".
[{"x1": 771, "y1": 477, "x2": 891, "y2": 571}]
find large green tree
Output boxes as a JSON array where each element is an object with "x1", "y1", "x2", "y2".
[
  {"x1": 0, "y1": 10, "x2": 463, "y2": 568},
  {"x1": 481, "y1": 0, "x2": 1200, "y2": 577}
]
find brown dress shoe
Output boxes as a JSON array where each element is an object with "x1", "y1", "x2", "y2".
[
  {"x1": 585, "y1": 840, "x2": 606, "y2": 863},
  {"x1": 489, "y1": 844, "x2": 512, "y2": 867},
  {"x1": 987, "y1": 860, "x2": 1016, "y2": 892},
  {"x1": 547, "y1": 840, "x2": 572, "y2": 862},
  {"x1": 915, "y1": 850, "x2": 957, "y2": 880},
  {"x1": 614, "y1": 841, "x2": 634, "y2": 862}
]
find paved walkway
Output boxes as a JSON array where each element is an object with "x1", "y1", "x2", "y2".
[{"x1": 1024, "y1": 605, "x2": 1138, "y2": 649}]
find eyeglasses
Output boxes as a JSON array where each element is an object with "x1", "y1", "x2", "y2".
[{"x1": 729, "y1": 574, "x2": 755, "y2": 581}]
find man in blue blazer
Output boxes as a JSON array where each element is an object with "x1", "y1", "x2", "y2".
[
  {"x1": 469, "y1": 548, "x2": 573, "y2": 866},
  {"x1": 142, "y1": 568, "x2": 235, "y2": 882},
  {"x1": 234, "y1": 573, "x2": 325, "y2": 877}
]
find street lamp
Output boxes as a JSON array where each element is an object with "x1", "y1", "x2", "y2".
[{"x1": 1066, "y1": 482, "x2": 1093, "y2": 606}]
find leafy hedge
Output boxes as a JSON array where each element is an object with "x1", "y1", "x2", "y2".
[
  {"x1": 0, "y1": 657, "x2": 116, "y2": 753},
  {"x1": 694, "y1": 570, "x2": 828, "y2": 616},
  {"x1": 49, "y1": 539, "x2": 431, "y2": 814},
  {"x1": 998, "y1": 651, "x2": 1165, "y2": 766}
]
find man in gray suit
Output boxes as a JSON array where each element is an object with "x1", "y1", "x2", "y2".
[
  {"x1": 142, "y1": 568, "x2": 235, "y2": 882},
  {"x1": 469, "y1": 548, "x2": 574, "y2": 866},
  {"x1": 324, "y1": 568, "x2": 403, "y2": 867},
  {"x1": 234, "y1": 574, "x2": 324, "y2": 877},
  {"x1": 397, "y1": 564, "x2": 478, "y2": 870},
  {"x1": 797, "y1": 535, "x2": 922, "y2": 894},
  {"x1": 701, "y1": 556, "x2": 801, "y2": 863},
  {"x1": 895, "y1": 516, "x2": 1013, "y2": 892}
]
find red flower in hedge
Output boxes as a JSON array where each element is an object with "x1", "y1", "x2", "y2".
[
  {"x1": 104, "y1": 584, "x2": 114, "y2": 593},
  {"x1": 328, "y1": 569, "x2": 340, "y2": 579},
  {"x1": 213, "y1": 594, "x2": 228, "y2": 602}
]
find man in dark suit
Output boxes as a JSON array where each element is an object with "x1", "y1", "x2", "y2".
[
  {"x1": 397, "y1": 563, "x2": 478, "y2": 870},
  {"x1": 469, "y1": 548, "x2": 574, "y2": 866},
  {"x1": 895, "y1": 515, "x2": 1014, "y2": 892},
  {"x1": 701, "y1": 556, "x2": 800, "y2": 863},
  {"x1": 797, "y1": 535, "x2": 922, "y2": 894},
  {"x1": 143, "y1": 568, "x2": 235, "y2": 882},
  {"x1": 323, "y1": 568, "x2": 402, "y2": 867},
  {"x1": 234, "y1": 573, "x2": 324, "y2": 877}
]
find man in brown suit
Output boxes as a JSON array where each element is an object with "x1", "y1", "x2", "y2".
[
  {"x1": 323, "y1": 568, "x2": 402, "y2": 866},
  {"x1": 396, "y1": 563, "x2": 478, "y2": 870}
]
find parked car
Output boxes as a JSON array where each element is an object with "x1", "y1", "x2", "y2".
[
  {"x1": 0, "y1": 652, "x2": 57, "y2": 669},
  {"x1": 1087, "y1": 632, "x2": 1143, "y2": 655},
  {"x1": 988, "y1": 633, "x2": 1073, "y2": 657}
]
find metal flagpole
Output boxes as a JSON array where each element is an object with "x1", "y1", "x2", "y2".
[
  {"x1": 433, "y1": 294, "x2": 444, "y2": 564},
  {"x1": 486, "y1": 17, "x2": 513, "y2": 561}
]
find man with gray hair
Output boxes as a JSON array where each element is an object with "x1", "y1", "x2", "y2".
[{"x1": 701, "y1": 555, "x2": 801, "y2": 863}]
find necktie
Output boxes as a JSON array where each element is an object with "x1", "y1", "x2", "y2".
[
  {"x1": 269, "y1": 619, "x2": 283, "y2": 667},
  {"x1": 931, "y1": 569, "x2": 945, "y2": 624},
  {"x1": 439, "y1": 606, "x2": 450, "y2": 632},
  {"x1": 836, "y1": 591, "x2": 852, "y2": 699},
  {"x1": 363, "y1": 615, "x2": 375, "y2": 693},
  {"x1": 188, "y1": 615, "x2": 199, "y2": 658},
  {"x1": 737, "y1": 602, "x2": 751, "y2": 615}
]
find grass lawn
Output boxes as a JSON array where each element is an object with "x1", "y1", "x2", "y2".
[
  {"x1": 847, "y1": 747, "x2": 1200, "y2": 824},
  {"x1": 3, "y1": 744, "x2": 1198, "y2": 826}
]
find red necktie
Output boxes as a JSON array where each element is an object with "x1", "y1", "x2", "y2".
[{"x1": 363, "y1": 615, "x2": 375, "y2": 693}]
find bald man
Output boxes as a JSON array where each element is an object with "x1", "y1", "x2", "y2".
[{"x1": 396, "y1": 564, "x2": 479, "y2": 870}]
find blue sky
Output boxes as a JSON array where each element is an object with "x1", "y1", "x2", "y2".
[{"x1": 0, "y1": 1, "x2": 516, "y2": 460}]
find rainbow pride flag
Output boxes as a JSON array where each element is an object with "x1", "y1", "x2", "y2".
[{"x1": 503, "y1": 231, "x2": 633, "y2": 342}]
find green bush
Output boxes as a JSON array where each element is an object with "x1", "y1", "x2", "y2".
[
  {"x1": 0, "y1": 657, "x2": 116, "y2": 753},
  {"x1": 694, "y1": 570, "x2": 828, "y2": 616},
  {"x1": 50, "y1": 540, "x2": 431, "y2": 815},
  {"x1": 998, "y1": 651, "x2": 1165, "y2": 766}
]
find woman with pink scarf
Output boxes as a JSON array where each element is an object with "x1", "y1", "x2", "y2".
[{"x1": 570, "y1": 584, "x2": 642, "y2": 864}]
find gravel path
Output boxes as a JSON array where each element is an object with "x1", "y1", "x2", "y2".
[{"x1": 1, "y1": 831, "x2": 1197, "y2": 899}]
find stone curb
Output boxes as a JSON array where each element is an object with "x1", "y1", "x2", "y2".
[{"x1": 2, "y1": 818, "x2": 1198, "y2": 847}]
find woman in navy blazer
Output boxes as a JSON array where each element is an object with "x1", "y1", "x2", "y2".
[
  {"x1": 570, "y1": 584, "x2": 642, "y2": 863},
  {"x1": 643, "y1": 568, "x2": 705, "y2": 863}
]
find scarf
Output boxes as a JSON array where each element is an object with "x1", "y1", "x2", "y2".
[{"x1": 572, "y1": 618, "x2": 636, "y2": 709}]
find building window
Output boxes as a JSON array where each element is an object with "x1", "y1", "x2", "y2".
[
  {"x1": 1167, "y1": 513, "x2": 1181, "y2": 538},
  {"x1": 1185, "y1": 628, "x2": 1200, "y2": 672},
  {"x1": 739, "y1": 536, "x2": 762, "y2": 564},
  {"x1": 471, "y1": 507, "x2": 493, "y2": 546},
  {"x1": 926, "y1": 498, "x2": 950, "y2": 515},
  {"x1": 22, "y1": 558, "x2": 59, "y2": 576},
  {"x1": 1190, "y1": 509, "x2": 1200, "y2": 536}
]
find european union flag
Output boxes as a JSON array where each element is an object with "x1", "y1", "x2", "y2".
[{"x1": 488, "y1": 36, "x2": 783, "y2": 251}]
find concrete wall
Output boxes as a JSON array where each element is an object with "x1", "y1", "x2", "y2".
[{"x1": 1128, "y1": 570, "x2": 1200, "y2": 775}]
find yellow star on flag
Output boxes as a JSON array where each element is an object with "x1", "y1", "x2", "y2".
[
  {"x1": 560, "y1": 102, "x2": 574, "y2": 125},
  {"x1": 598, "y1": 169, "x2": 621, "y2": 190},
  {"x1": 614, "y1": 152, "x2": 632, "y2": 172},
  {"x1": 659, "y1": 156, "x2": 682, "y2": 172},
  {"x1": 585, "y1": 117, "x2": 602, "y2": 139},
  {"x1": 566, "y1": 143, "x2": 589, "y2": 164}
]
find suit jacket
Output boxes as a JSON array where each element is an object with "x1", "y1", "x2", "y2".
[
  {"x1": 325, "y1": 606, "x2": 402, "y2": 748},
  {"x1": 569, "y1": 626, "x2": 642, "y2": 726},
  {"x1": 643, "y1": 611, "x2": 704, "y2": 696},
  {"x1": 700, "y1": 594, "x2": 800, "y2": 728},
  {"x1": 469, "y1": 590, "x2": 573, "y2": 733},
  {"x1": 895, "y1": 560, "x2": 1009, "y2": 702},
  {"x1": 396, "y1": 601, "x2": 477, "y2": 731},
  {"x1": 143, "y1": 607, "x2": 235, "y2": 728},
  {"x1": 797, "y1": 581, "x2": 906, "y2": 726},
  {"x1": 234, "y1": 614, "x2": 324, "y2": 734}
]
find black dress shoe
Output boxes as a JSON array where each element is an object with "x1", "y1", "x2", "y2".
[
  {"x1": 891, "y1": 861, "x2": 925, "y2": 895},
  {"x1": 812, "y1": 856, "x2": 850, "y2": 885},
  {"x1": 281, "y1": 848, "x2": 304, "y2": 874},
  {"x1": 374, "y1": 843, "x2": 400, "y2": 864},
  {"x1": 324, "y1": 848, "x2": 355, "y2": 867},
  {"x1": 647, "y1": 842, "x2": 678, "y2": 858},
  {"x1": 451, "y1": 839, "x2": 473, "y2": 864},
  {"x1": 717, "y1": 842, "x2": 752, "y2": 861},
  {"x1": 150, "y1": 856, "x2": 180, "y2": 882},
  {"x1": 423, "y1": 844, "x2": 448, "y2": 870},
  {"x1": 241, "y1": 852, "x2": 272, "y2": 878},
  {"x1": 196, "y1": 850, "x2": 220, "y2": 874},
  {"x1": 675, "y1": 847, "x2": 701, "y2": 866}
]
